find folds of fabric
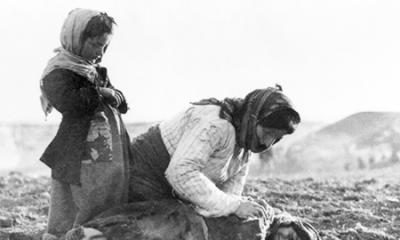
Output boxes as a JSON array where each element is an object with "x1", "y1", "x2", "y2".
[
  {"x1": 80, "y1": 200, "x2": 270, "y2": 240},
  {"x1": 191, "y1": 86, "x2": 299, "y2": 154},
  {"x1": 82, "y1": 200, "x2": 208, "y2": 240},
  {"x1": 60, "y1": 8, "x2": 100, "y2": 54},
  {"x1": 39, "y1": 8, "x2": 101, "y2": 116},
  {"x1": 128, "y1": 125, "x2": 175, "y2": 202},
  {"x1": 46, "y1": 103, "x2": 131, "y2": 235}
]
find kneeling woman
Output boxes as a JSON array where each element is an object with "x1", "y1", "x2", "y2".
[
  {"x1": 78, "y1": 85, "x2": 320, "y2": 240},
  {"x1": 126, "y1": 85, "x2": 306, "y2": 239}
]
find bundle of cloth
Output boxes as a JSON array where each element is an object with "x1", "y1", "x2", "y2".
[{"x1": 63, "y1": 200, "x2": 320, "y2": 240}]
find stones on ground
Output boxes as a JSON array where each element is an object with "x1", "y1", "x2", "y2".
[{"x1": 0, "y1": 217, "x2": 13, "y2": 228}]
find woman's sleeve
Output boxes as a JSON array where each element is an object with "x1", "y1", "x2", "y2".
[
  {"x1": 165, "y1": 118, "x2": 241, "y2": 217},
  {"x1": 42, "y1": 69, "x2": 99, "y2": 117},
  {"x1": 218, "y1": 162, "x2": 249, "y2": 196}
]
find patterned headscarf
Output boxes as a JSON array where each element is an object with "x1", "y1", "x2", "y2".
[
  {"x1": 39, "y1": 8, "x2": 101, "y2": 116},
  {"x1": 192, "y1": 86, "x2": 298, "y2": 154}
]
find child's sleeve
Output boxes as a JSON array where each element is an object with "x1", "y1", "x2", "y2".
[
  {"x1": 42, "y1": 69, "x2": 100, "y2": 117},
  {"x1": 100, "y1": 67, "x2": 128, "y2": 114}
]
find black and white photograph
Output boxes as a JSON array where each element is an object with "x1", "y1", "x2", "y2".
[{"x1": 0, "y1": 1, "x2": 399, "y2": 239}]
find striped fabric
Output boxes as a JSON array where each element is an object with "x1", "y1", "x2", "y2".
[{"x1": 159, "y1": 105, "x2": 250, "y2": 217}]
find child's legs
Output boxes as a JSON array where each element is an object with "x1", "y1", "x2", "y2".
[{"x1": 46, "y1": 179, "x2": 78, "y2": 236}]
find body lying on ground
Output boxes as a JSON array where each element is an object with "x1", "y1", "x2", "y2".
[{"x1": 64, "y1": 200, "x2": 320, "y2": 240}]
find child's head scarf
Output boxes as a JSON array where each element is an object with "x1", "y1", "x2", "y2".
[{"x1": 39, "y1": 8, "x2": 102, "y2": 116}]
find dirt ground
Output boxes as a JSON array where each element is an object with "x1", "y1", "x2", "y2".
[{"x1": 0, "y1": 167, "x2": 399, "y2": 240}]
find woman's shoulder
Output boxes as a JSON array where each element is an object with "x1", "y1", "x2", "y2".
[
  {"x1": 191, "y1": 105, "x2": 235, "y2": 132},
  {"x1": 191, "y1": 105, "x2": 236, "y2": 148}
]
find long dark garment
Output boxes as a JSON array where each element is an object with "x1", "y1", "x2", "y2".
[
  {"x1": 128, "y1": 125, "x2": 175, "y2": 201},
  {"x1": 46, "y1": 102, "x2": 131, "y2": 237}
]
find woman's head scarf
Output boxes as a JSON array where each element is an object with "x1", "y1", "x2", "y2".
[
  {"x1": 39, "y1": 8, "x2": 102, "y2": 116},
  {"x1": 192, "y1": 85, "x2": 299, "y2": 154},
  {"x1": 266, "y1": 212, "x2": 321, "y2": 240}
]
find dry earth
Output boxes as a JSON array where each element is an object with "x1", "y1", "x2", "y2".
[{"x1": 0, "y1": 167, "x2": 399, "y2": 240}]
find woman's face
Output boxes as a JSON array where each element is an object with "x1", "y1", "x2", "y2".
[
  {"x1": 80, "y1": 33, "x2": 112, "y2": 63},
  {"x1": 255, "y1": 125, "x2": 288, "y2": 151}
]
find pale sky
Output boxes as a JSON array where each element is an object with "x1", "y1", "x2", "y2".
[{"x1": 1, "y1": 0, "x2": 399, "y2": 124}]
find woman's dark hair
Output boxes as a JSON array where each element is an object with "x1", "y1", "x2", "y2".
[
  {"x1": 258, "y1": 108, "x2": 301, "y2": 134},
  {"x1": 81, "y1": 13, "x2": 116, "y2": 43}
]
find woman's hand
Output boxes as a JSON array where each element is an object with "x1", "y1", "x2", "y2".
[
  {"x1": 233, "y1": 200, "x2": 272, "y2": 220},
  {"x1": 252, "y1": 198, "x2": 274, "y2": 220}
]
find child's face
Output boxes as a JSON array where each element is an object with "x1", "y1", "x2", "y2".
[{"x1": 80, "y1": 33, "x2": 112, "y2": 63}]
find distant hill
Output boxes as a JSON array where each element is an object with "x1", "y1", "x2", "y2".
[
  {"x1": 281, "y1": 112, "x2": 400, "y2": 175},
  {"x1": 249, "y1": 120, "x2": 327, "y2": 177},
  {"x1": 7, "y1": 113, "x2": 398, "y2": 180},
  {"x1": 1, "y1": 120, "x2": 323, "y2": 178}
]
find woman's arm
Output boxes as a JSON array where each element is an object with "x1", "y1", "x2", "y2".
[
  {"x1": 218, "y1": 163, "x2": 249, "y2": 196},
  {"x1": 165, "y1": 119, "x2": 241, "y2": 217}
]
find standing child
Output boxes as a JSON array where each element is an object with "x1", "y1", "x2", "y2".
[{"x1": 39, "y1": 8, "x2": 131, "y2": 239}]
